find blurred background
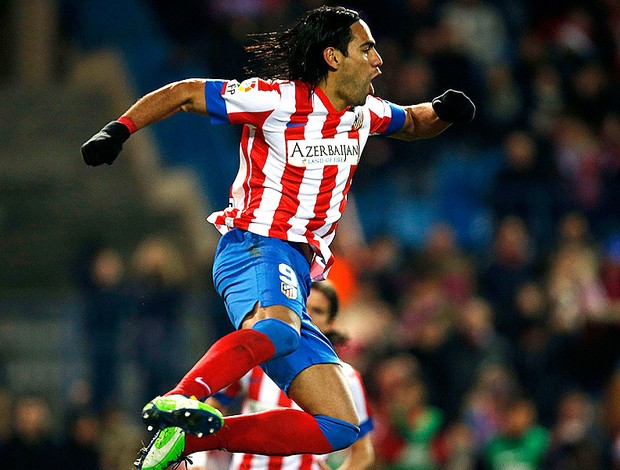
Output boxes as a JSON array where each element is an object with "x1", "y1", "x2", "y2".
[{"x1": 0, "y1": 0, "x2": 619, "y2": 468}]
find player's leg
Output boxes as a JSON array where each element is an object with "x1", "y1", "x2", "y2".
[
  {"x1": 178, "y1": 320, "x2": 359, "y2": 456},
  {"x1": 140, "y1": 301, "x2": 302, "y2": 435},
  {"x1": 288, "y1": 362, "x2": 359, "y2": 425},
  {"x1": 180, "y1": 362, "x2": 359, "y2": 454},
  {"x1": 141, "y1": 230, "x2": 310, "y2": 433},
  {"x1": 136, "y1": 331, "x2": 359, "y2": 469},
  {"x1": 212, "y1": 322, "x2": 360, "y2": 452}
]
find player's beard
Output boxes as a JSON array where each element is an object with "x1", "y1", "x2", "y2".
[
  {"x1": 338, "y1": 70, "x2": 375, "y2": 107},
  {"x1": 349, "y1": 79, "x2": 373, "y2": 106}
]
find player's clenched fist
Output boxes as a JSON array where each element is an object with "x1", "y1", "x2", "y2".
[
  {"x1": 81, "y1": 121, "x2": 131, "y2": 166},
  {"x1": 431, "y1": 89, "x2": 476, "y2": 124}
]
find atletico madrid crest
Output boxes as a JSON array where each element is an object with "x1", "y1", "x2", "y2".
[
  {"x1": 281, "y1": 282, "x2": 298, "y2": 299},
  {"x1": 352, "y1": 108, "x2": 364, "y2": 130}
]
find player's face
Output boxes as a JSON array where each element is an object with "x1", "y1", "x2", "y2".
[
  {"x1": 338, "y1": 20, "x2": 383, "y2": 106},
  {"x1": 307, "y1": 288, "x2": 334, "y2": 334}
]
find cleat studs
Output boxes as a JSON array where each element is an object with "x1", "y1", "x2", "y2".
[
  {"x1": 208, "y1": 417, "x2": 213, "y2": 422},
  {"x1": 209, "y1": 429, "x2": 215, "y2": 434},
  {"x1": 185, "y1": 411, "x2": 191, "y2": 417},
  {"x1": 147, "y1": 425, "x2": 153, "y2": 431},
  {"x1": 197, "y1": 432, "x2": 203, "y2": 438},
  {"x1": 143, "y1": 412, "x2": 149, "y2": 419}
]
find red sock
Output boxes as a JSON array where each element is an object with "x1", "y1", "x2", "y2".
[
  {"x1": 165, "y1": 329, "x2": 276, "y2": 399},
  {"x1": 183, "y1": 409, "x2": 333, "y2": 456}
]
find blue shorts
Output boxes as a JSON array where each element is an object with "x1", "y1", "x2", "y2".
[{"x1": 212, "y1": 229, "x2": 339, "y2": 393}]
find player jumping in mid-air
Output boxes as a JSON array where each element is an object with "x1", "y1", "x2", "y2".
[{"x1": 81, "y1": 5, "x2": 474, "y2": 470}]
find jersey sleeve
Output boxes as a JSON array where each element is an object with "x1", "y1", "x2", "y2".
[
  {"x1": 205, "y1": 78, "x2": 282, "y2": 127},
  {"x1": 366, "y1": 96, "x2": 406, "y2": 136}
]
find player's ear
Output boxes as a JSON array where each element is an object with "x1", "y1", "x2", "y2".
[{"x1": 323, "y1": 47, "x2": 340, "y2": 69}]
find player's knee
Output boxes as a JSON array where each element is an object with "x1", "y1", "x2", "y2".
[
  {"x1": 315, "y1": 414, "x2": 360, "y2": 451},
  {"x1": 252, "y1": 318, "x2": 300, "y2": 358}
]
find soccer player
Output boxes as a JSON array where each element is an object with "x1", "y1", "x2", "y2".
[
  {"x1": 206, "y1": 280, "x2": 374, "y2": 470},
  {"x1": 81, "y1": 5, "x2": 475, "y2": 470}
]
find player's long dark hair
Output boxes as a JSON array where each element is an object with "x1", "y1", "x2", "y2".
[{"x1": 244, "y1": 5, "x2": 360, "y2": 89}]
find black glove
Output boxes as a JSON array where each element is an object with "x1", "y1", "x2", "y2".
[
  {"x1": 431, "y1": 89, "x2": 476, "y2": 123},
  {"x1": 81, "y1": 121, "x2": 131, "y2": 166}
]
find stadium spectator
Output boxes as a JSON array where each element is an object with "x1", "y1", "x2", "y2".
[
  {"x1": 2, "y1": 396, "x2": 63, "y2": 469},
  {"x1": 545, "y1": 389, "x2": 610, "y2": 469},
  {"x1": 482, "y1": 397, "x2": 550, "y2": 469},
  {"x1": 490, "y1": 130, "x2": 561, "y2": 248},
  {"x1": 60, "y1": 409, "x2": 102, "y2": 470},
  {"x1": 74, "y1": 243, "x2": 131, "y2": 412},
  {"x1": 437, "y1": 297, "x2": 515, "y2": 417},
  {"x1": 479, "y1": 216, "x2": 536, "y2": 338},
  {"x1": 129, "y1": 235, "x2": 190, "y2": 407}
]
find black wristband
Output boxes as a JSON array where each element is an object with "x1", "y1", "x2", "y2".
[{"x1": 431, "y1": 89, "x2": 476, "y2": 123}]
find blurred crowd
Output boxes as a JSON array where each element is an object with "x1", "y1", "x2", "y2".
[
  {"x1": 2, "y1": 0, "x2": 619, "y2": 468},
  {"x1": 328, "y1": 213, "x2": 620, "y2": 469},
  {"x1": 0, "y1": 235, "x2": 198, "y2": 469}
]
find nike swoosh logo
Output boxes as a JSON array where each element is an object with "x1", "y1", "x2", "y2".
[{"x1": 195, "y1": 377, "x2": 212, "y2": 395}]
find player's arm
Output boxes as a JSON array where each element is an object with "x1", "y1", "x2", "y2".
[
  {"x1": 390, "y1": 89, "x2": 475, "y2": 141},
  {"x1": 125, "y1": 78, "x2": 208, "y2": 128},
  {"x1": 335, "y1": 433, "x2": 375, "y2": 470},
  {"x1": 81, "y1": 78, "x2": 207, "y2": 166}
]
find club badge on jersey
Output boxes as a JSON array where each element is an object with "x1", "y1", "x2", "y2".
[
  {"x1": 352, "y1": 107, "x2": 364, "y2": 130},
  {"x1": 279, "y1": 263, "x2": 299, "y2": 300}
]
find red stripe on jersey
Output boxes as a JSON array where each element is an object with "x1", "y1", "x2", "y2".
[
  {"x1": 299, "y1": 454, "x2": 315, "y2": 469},
  {"x1": 332, "y1": 125, "x2": 360, "y2": 223},
  {"x1": 314, "y1": 86, "x2": 350, "y2": 116},
  {"x1": 240, "y1": 453, "x2": 254, "y2": 468},
  {"x1": 277, "y1": 388, "x2": 293, "y2": 408},
  {"x1": 369, "y1": 109, "x2": 391, "y2": 134},
  {"x1": 228, "y1": 110, "x2": 274, "y2": 127},
  {"x1": 268, "y1": 456, "x2": 284, "y2": 469},
  {"x1": 238, "y1": 126, "x2": 253, "y2": 213},
  {"x1": 303, "y1": 230, "x2": 323, "y2": 263},
  {"x1": 248, "y1": 367, "x2": 264, "y2": 401},
  {"x1": 306, "y1": 102, "x2": 347, "y2": 233},
  {"x1": 223, "y1": 379, "x2": 242, "y2": 400},
  {"x1": 268, "y1": 82, "x2": 311, "y2": 238},
  {"x1": 319, "y1": 103, "x2": 346, "y2": 138},
  {"x1": 234, "y1": 110, "x2": 274, "y2": 229},
  {"x1": 241, "y1": 127, "x2": 270, "y2": 226},
  {"x1": 306, "y1": 165, "x2": 338, "y2": 233},
  {"x1": 258, "y1": 80, "x2": 281, "y2": 92}
]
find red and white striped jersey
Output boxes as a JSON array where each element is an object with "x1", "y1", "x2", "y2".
[
  {"x1": 205, "y1": 78, "x2": 406, "y2": 279},
  {"x1": 215, "y1": 362, "x2": 373, "y2": 470}
]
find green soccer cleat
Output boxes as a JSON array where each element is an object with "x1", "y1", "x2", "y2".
[
  {"x1": 141, "y1": 394, "x2": 224, "y2": 437},
  {"x1": 134, "y1": 426, "x2": 187, "y2": 470}
]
